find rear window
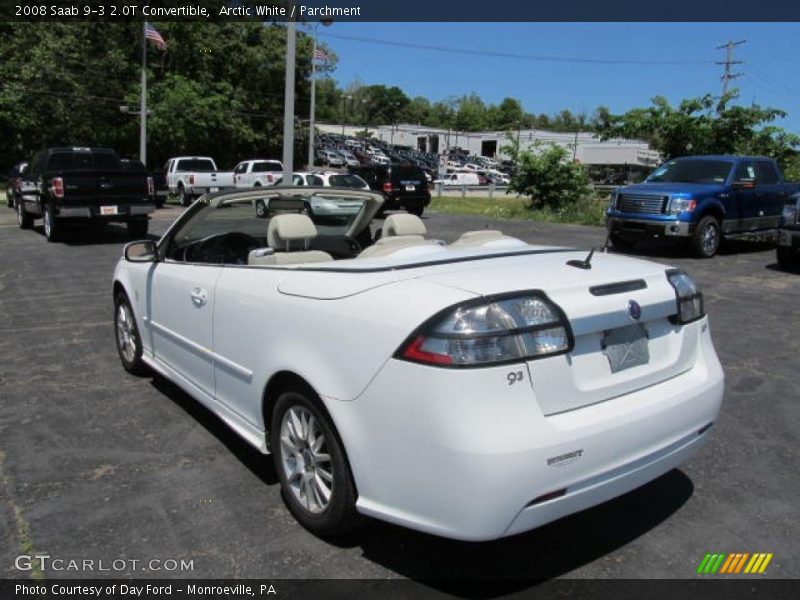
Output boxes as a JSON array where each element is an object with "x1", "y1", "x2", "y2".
[
  {"x1": 47, "y1": 151, "x2": 122, "y2": 171},
  {"x1": 391, "y1": 166, "x2": 426, "y2": 185},
  {"x1": 252, "y1": 161, "x2": 282, "y2": 173},
  {"x1": 176, "y1": 159, "x2": 216, "y2": 172},
  {"x1": 328, "y1": 174, "x2": 366, "y2": 188}
]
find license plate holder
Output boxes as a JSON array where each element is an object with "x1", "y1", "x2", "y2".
[
  {"x1": 210, "y1": 187, "x2": 219, "y2": 193},
  {"x1": 602, "y1": 323, "x2": 649, "y2": 373},
  {"x1": 404, "y1": 185, "x2": 415, "y2": 191},
  {"x1": 100, "y1": 205, "x2": 118, "y2": 216}
]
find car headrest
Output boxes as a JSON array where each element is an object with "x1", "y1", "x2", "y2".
[
  {"x1": 383, "y1": 213, "x2": 426, "y2": 237},
  {"x1": 267, "y1": 213, "x2": 318, "y2": 250}
]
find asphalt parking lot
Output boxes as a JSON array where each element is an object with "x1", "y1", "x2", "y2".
[{"x1": 0, "y1": 199, "x2": 798, "y2": 589}]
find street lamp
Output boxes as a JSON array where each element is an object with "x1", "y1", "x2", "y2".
[{"x1": 308, "y1": 19, "x2": 333, "y2": 169}]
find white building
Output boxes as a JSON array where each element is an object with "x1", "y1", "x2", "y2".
[{"x1": 316, "y1": 122, "x2": 661, "y2": 169}]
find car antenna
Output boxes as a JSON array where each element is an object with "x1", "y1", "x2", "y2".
[{"x1": 567, "y1": 248, "x2": 595, "y2": 270}]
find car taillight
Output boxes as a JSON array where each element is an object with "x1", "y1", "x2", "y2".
[
  {"x1": 52, "y1": 177, "x2": 64, "y2": 199},
  {"x1": 383, "y1": 182, "x2": 393, "y2": 193},
  {"x1": 147, "y1": 176, "x2": 154, "y2": 196},
  {"x1": 268, "y1": 174, "x2": 274, "y2": 183},
  {"x1": 667, "y1": 270, "x2": 705, "y2": 324},
  {"x1": 189, "y1": 174, "x2": 195, "y2": 185},
  {"x1": 396, "y1": 292, "x2": 573, "y2": 367}
]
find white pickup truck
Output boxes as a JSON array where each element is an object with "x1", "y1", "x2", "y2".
[
  {"x1": 233, "y1": 159, "x2": 283, "y2": 188},
  {"x1": 166, "y1": 156, "x2": 235, "y2": 206}
]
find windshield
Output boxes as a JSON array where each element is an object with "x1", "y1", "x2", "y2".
[
  {"x1": 176, "y1": 159, "x2": 216, "y2": 172},
  {"x1": 646, "y1": 159, "x2": 733, "y2": 184},
  {"x1": 252, "y1": 161, "x2": 282, "y2": 173}
]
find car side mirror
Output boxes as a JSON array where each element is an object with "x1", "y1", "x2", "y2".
[
  {"x1": 733, "y1": 178, "x2": 756, "y2": 189},
  {"x1": 124, "y1": 240, "x2": 158, "y2": 263}
]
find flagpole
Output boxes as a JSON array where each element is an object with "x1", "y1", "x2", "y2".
[
  {"x1": 140, "y1": 22, "x2": 147, "y2": 168},
  {"x1": 307, "y1": 23, "x2": 317, "y2": 169}
]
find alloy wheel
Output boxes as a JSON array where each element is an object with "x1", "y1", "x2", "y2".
[{"x1": 279, "y1": 406, "x2": 333, "y2": 514}]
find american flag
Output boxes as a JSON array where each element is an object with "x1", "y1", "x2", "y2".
[
  {"x1": 313, "y1": 48, "x2": 329, "y2": 62},
  {"x1": 145, "y1": 22, "x2": 166, "y2": 50}
]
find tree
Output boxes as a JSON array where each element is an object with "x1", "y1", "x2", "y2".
[
  {"x1": 597, "y1": 93, "x2": 800, "y2": 170},
  {"x1": 502, "y1": 136, "x2": 591, "y2": 209}
]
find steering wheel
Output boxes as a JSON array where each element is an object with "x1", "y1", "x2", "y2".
[{"x1": 182, "y1": 232, "x2": 262, "y2": 265}]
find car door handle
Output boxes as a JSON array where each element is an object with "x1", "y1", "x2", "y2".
[{"x1": 190, "y1": 288, "x2": 208, "y2": 306}]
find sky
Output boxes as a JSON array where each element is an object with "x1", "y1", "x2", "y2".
[{"x1": 314, "y1": 22, "x2": 800, "y2": 132}]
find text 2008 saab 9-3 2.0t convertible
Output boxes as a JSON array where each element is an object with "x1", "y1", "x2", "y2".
[{"x1": 112, "y1": 186, "x2": 724, "y2": 541}]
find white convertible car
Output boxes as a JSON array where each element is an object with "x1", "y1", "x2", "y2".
[{"x1": 113, "y1": 187, "x2": 724, "y2": 541}]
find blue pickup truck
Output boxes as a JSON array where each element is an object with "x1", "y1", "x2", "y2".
[{"x1": 606, "y1": 155, "x2": 798, "y2": 257}]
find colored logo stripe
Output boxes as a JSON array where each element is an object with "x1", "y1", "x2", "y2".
[{"x1": 697, "y1": 553, "x2": 773, "y2": 574}]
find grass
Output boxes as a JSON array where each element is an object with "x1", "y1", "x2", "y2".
[{"x1": 429, "y1": 193, "x2": 609, "y2": 226}]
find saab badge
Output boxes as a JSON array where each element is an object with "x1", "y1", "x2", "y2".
[{"x1": 628, "y1": 299, "x2": 642, "y2": 321}]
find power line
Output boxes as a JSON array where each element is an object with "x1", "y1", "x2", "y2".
[{"x1": 319, "y1": 32, "x2": 713, "y2": 66}]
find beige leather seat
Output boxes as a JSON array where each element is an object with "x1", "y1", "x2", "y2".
[
  {"x1": 449, "y1": 229, "x2": 526, "y2": 249},
  {"x1": 248, "y1": 214, "x2": 332, "y2": 266},
  {"x1": 358, "y1": 214, "x2": 441, "y2": 259}
]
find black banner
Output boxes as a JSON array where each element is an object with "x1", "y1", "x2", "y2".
[
  {"x1": 2, "y1": 579, "x2": 800, "y2": 600},
  {"x1": 2, "y1": 0, "x2": 800, "y2": 22}
]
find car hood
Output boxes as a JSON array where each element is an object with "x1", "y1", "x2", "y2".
[{"x1": 620, "y1": 182, "x2": 728, "y2": 196}]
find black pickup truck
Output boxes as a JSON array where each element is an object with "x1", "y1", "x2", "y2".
[{"x1": 16, "y1": 147, "x2": 153, "y2": 242}]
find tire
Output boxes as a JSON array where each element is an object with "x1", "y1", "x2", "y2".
[
  {"x1": 6, "y1": 188, "x2": 13, "y2": 208},
  {"x1": 609, "y1": 231, "x2": 636, "y2": 252},
  {"x1": 272, "y1": 387, "x2": 360, "y2": 537},
  {"x1": 408, "y1": 206, "x2": 424, "y2": 217},
  {"x1": 43, "y1": 203, "x2": 61, "y2": 242},
  {"x1": 114, "y1": 293, "x2": 147, "y2": 375},
  {"x1": 178, "y1": 184, "x2": 190, "y2": 207},
  {"x1": 776, "y1": 246, "x2": 800, "y2": 271},
  {"x1": 17, "y1": 200, "x2": 33, "y2": 229},
  {"x1": 691, "y1": 215, "x2": 721, "y2": 258},
  {"x1": 127, "y1": 218, "x2": 149, "y2": 239}
]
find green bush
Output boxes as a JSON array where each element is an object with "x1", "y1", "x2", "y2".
[{"x1": 502, "y1": 137, "x2": 592, "y2": 210}]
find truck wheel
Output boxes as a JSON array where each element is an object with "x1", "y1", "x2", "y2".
[
  {"x1": 43, "y1": 203, "x2": 62, "y2": 242},
  {"x1": 17, "y1": 201, "x2": 33, "y2": 229},
  {"x1": 127, "y1": 218, "x2": 149, "y2": 239},
  {"x1": 776, "y1": 246, "x2": 800, "y2": 271},
  {"x1": 691, "y1": 216, "x2": 720, "y2": 258},
  {"x1": 408, "y1": 206, "x2": 424, "y2": 217},
  {"x1": 178, "y1": 185, "x2": 190, "y2": 207}
]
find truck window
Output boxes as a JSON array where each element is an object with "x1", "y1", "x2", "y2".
[
  {"x1": 176, "y1": 159, "x2": 216, "y2": 172},
  {"x1": 647, "y1": 159, "x2": 733, "y2": 184},
  {"x1": 755, "y1": 161, "x2": 780, "y2": 184},
  {"x1": 734, "y1": 162, "x2": 756, "y2": 181},
  {"x1": 252, "y1": 162, "x2": 282, "y2": 173},
  {"x1": 234, "y1": 163, "x2": 248, "y2": 175},
  {"x1": 48, "y1": 153, "x2": 74, "y2": 171},
  {"x1": 93, "y1": 152, "x2": 122, "y2": 171}
]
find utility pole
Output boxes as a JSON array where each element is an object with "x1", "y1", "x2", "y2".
[
  {"x1": 139, "y1": 22, "x2": 147, "y2": 167},
  {"x1": 716, "y1": 40, "x2": 746, "y2": 99}
]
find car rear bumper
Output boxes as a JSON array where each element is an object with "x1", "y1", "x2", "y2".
[
  {"x1": 607, "y1": 216, "x2": 694, "y2": 238},
  {"x1": 328, "y1": 318, "x2": 724, "y2": 541},
  {"x1": 57, "y1": 204, "x2": 155, "y2": 219}
]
